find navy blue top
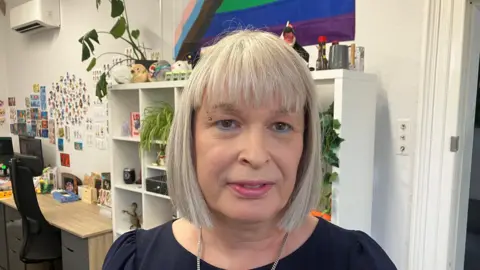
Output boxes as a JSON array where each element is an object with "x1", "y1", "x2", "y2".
[{"x1": 103, "y1": 218, "x2": 397, "y2": 270}]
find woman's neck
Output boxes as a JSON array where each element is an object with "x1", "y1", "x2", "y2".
[{"x1": 202, "y1": 215, "x2": 286, "y2": 252}]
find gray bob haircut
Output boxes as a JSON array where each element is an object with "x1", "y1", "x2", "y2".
[{"x1": 166, "y1": 29, "x2": 323, "y2": 231}]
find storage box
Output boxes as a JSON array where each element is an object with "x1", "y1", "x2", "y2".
[
  {"x1": 81, "y1": 186, "x2": 97, "y2": 204},
  {"x1": 146, "y1": 175, "x2": 168, "y2": 196}
]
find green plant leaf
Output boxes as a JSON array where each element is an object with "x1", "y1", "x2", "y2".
[
  {"x1": 87, "y1": 57, "x2": 97, "y2": 72},
  {"x1": 96, "y1": 73, "x2": 108, "y2": 101},
  {"x1": 110, "y1": 17, "x2": 126, "y2": 39},
  {"x1": 86, "y1": 29, "x2": 100, "y2": 44},
  {"x1": 81, "y1": 43, "x2": 90, "y2": 62},
  {"x1": 111, "y1": 0, "x2": 125, "y2": 18},
  {"x1": 96, "y1": 0, "x2": 102, "y2": 9},
  {"x1": 131, "y1": 29, "x2": 140, "y2": 39},
  {"x1": 332, "y1": 119, "x2": 341, "y2": 129},
  {"x1": 84, "y1": 38, "x2": 95, "y2": 51},
  {"x1": 329, "y1": 172, "x2": 338, "y2": 182}
]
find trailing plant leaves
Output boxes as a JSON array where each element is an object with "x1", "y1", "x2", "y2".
[
  {"x1": 110, "y1": 17, "x2": 126, "y2": 38},
  {"x1": 131, "y1": 29, "x2": 140, "y2": 39},
  {"x1": 111, "y1": 0, "x2": 125, "y2": 18},
  {"x1": 87, "y1": 57, "x2": 97, "y2": 72},
  {"x1": 87, "y1": 29, "x2": 100, "y2": 44},
  {"x1": 96, "y1": 0, "x2": 101, "y2": 9},
  {"x1": 81, "y1": 43, "x2": 90, "y2": 62},
  {"x1": 140, "y1": 102, "x2": 174, "y2": 152},
  {"x1": 96, "y1": 73, "x2": 108, "y2": 101},
  {"x1": 333, "y1": 119, "x2": 341, "y2": 129}
]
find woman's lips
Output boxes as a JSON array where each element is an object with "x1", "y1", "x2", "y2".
[{"x1": 228, "y1": 182, "x2": 274, "y2": 198}]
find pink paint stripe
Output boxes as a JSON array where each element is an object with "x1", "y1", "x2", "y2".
[{"x1": 174, "y1": 0, "x2": 197, "y2": 44}]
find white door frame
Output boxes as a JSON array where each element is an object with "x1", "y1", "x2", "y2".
[{"x1": 409, "y1": 0, "x2": 480, "y2": 269}]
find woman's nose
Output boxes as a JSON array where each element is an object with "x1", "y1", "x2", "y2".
[{"x1": 238, "y1": 130, "x2": 270, "y2": 168}]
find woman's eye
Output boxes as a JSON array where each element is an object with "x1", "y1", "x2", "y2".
[
  {"x1": 272, "y1": 122, "x2": 292, "y2": 133},
  {"x1": 215, "y1": 120, "x2": 238, "y2": 130}
]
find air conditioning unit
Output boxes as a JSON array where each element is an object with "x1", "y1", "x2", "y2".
[{"x1": 10, "y1": 0, "x2": 60, "y2": 34}]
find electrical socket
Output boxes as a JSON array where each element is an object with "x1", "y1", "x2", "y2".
[{"x1": 396, "y1": 118, "x2": 410, "y2": 156}]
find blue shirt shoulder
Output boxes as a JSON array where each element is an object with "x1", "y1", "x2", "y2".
[{"x1": 102, "y1": 219, "x2": 397, "y2": 270}]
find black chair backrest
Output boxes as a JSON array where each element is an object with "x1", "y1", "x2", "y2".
[{"x1": 10, "y1": 158, "x2": 48, "y2": 229}]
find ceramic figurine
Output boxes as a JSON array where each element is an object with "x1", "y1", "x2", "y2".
[
  {"x1": 130, "y1": 64, "x2": 149, "y2": 83},
  {"x1": 281, "y1": 22, "x2": 309, "y2": 63},
  {"x1": 171, "y1": 60, "x2": 192, "y2": 71},
  {"x1": 122, "y1": 202, "x2": 142, "y2": 229},
  {"x1": 111, "y1": 65, "x2": 132, "y2": 84},
  {"x1": 148, "y1": 60, "x2": 171, "y2": 82}
]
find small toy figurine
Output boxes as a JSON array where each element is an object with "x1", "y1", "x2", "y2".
[
  {"x1": 281, "y1": 21, "x2": 310, "y2": 63},
  {"x1": 122, "y1": 202, "x2": 142, "y2": 230},
  {"x1": 130, "y1": 64, "x2": 149, "y2": 83}
]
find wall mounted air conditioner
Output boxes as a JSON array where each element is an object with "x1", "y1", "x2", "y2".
[{"x1": 10, "y1": 0, "x2": 60, "y2": 34}]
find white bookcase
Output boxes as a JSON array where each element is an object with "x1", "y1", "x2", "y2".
[{"x1": 109, "y1": 69, "x2": 377, "y2": 238}]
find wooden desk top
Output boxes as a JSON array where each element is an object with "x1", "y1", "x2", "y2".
[{"x1": 0, "y1": 195, "x2": 112, "y2": 239}]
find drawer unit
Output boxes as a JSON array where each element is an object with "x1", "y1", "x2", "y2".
[
  {"x1": 61, "y1": 231, "x2": 89, "y2": 270},
  {"x1": 0, "y1": 205, "x2": 8, "y2": 270}
]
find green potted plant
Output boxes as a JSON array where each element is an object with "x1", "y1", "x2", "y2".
[
  {"x1": 311, "y1": 102, "x2": 344, "y2": 221},
  {"x1": 140, "y1": 102, "x2": 174, "y2": 166},
  {"x1": 79, "y1": 0, "x2": 153, "y2": 100}
]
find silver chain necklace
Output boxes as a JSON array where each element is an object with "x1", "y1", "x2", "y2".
[{"x1": 196, "y1": 228, "x2": 289, "y2": 270}]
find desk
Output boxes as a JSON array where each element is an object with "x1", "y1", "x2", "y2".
[{"x1": 0, "y1": 195, "x2": 113, "y2": 270}]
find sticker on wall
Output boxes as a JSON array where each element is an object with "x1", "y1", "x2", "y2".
[
  {"x1": 17, "y1": 110, "x2": 26, "y2": 123},
  {"x1": 26, "y1": 109, "x2": 31, "y2": 120},
  {"x1": 58, "y1": 138, "x2": 64, "y2": 151},
  {"x1": 9, "y1": 124, "x2": 14, "y2": 134},
  {"x1": 11, "y1": 123, "x2": 18, "y2": 135},
  {"x1": 17, "y1": 123, "x2": 27, "y2": 136},
  {"x1": 0, "y1": 100, "x2": 4, "y2": 107},
  {"x1": 0, "y1": 108, "x2": 5, "y2": 126},
  {"x1": 86, "y1": 133, "x2": 94, "y2": 147},
  {"x1": 33, "y1": 84, "x2": 40, "y2": 93},
  {"x1": 74, "y1": 141, "x2": 83, "y2": 151},
  {"x1": 48, "y1": 119, "x2": 55, "y2": 144},
  {"x1": 8, "y1": 97, "x2": 15, "y2": 107},
  {"x1": 60, "y1": 153, "x2": 70, "y2": 167},
  {"x1": 30, "y1": 94, "x2": 40, "y2": 108},
  {"x1": 65, "y1": 126, "x2": 71, "y2": 142},
  {"x1": 40, "y1": 86, "x2": 47, "y2": 111},
  {"x1": 41, "y1": 111, "x2": 48, "y2": 120},
  {"x1": 31, "y1": 108, "x2": 39, "y2": 120},
  {"x1": 9, "y1": 107, "x2": 16, "y2": 121},
  {"x1": 58, "y1": 127, "x2": 64, "y2": 138},
  {"x1": 41, "y1": 129, "x2": 48, "y2": 138},
  {"x1": 25, "y1": 97, "x2": 30, "y2": 108},
  {"x1": 73, "y1": 128, "x2": 83, "y2": 141}
]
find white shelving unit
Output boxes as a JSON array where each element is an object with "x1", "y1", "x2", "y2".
[{"x1": 109, "y1": 69, "x2": 377, "y2": 238}]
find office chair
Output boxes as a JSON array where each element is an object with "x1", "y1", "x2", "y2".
[{"x1": 10, "y1": 156, "x2": 62, "y2": 270}]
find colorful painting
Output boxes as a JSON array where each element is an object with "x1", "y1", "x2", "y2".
[{"x1": 174, "y1": 0, "x2": 355, "y2": 60}]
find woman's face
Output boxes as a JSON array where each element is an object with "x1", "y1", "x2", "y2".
[{"x1": 195, "y1": 99, "x2": 305, "y2": 223}]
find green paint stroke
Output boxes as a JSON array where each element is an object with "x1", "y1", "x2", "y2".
[{"x1": 217, "y1": 0, "x2": 278, "y2": 13}]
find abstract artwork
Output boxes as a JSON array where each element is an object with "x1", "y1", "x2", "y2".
[{"x1": 174, "y1": 0, "x2": 355, "y2": 60}]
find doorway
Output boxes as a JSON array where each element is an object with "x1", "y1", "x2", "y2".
[{"x1": 464, "y1": 58, "x2": 480, "y2": 270}]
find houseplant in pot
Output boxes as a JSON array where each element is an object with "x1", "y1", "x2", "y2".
[
  {"x1": 139, "y1": 102, "x2": 174, "y2": 166},
  {"x1": 78, "y1": 0, "x2": 154, "y2": 101},
  {"x1": 311, "y1": 102, "x2": 344, "y2": 221}
]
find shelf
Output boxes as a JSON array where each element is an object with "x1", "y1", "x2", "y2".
[
  {"x1": 112, "y1": 136, "x2": 140, "y2": 142},
  {"x1": 109, "y1": 80, "x2": 186, "y2": 91},
  {"x1": 145, "y1": 191, "x2": 170, "y2": 200},
  {"x1": 146, "y1": 165, "x2": 166, "y2": 171},
  {"x1": 115, "y1": 183, "x2": 143, "y2": 193}
]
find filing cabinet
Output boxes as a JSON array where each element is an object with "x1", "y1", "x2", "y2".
[
  {"x1": 2, "y1": 205, "x2": 53, "y2": 270},
  {"x1": 61, "y1": 231, "x2": 89, "y2": 270}
]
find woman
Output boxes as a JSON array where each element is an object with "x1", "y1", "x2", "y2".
[{"x1": 103, "y1": 30, "x2": 396, "y2": 270}]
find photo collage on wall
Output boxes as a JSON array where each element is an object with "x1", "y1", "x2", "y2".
[
  {"x1": 7, "y1": 72, "x2": 109, "y2": 167},
  {"x1": 8, "y1": 84, "x2": 50, "y2": 137}
]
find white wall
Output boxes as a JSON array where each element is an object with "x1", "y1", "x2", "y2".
[
  {"x1": 470, "y1": 129, "x2": 480, "y2": 200},
  {"x1": 3, "y1": 0, "x2": 162, "y2": 177},
  {"x1": 355, "y1": 1, "x2": 425, "y2": 268},
  {"x1": 0, "y1": 13, "x2": 9, "y2": 136}
]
